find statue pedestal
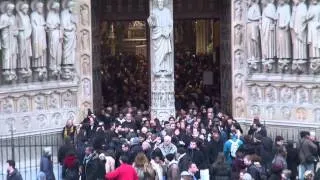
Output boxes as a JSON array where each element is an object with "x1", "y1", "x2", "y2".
[{"x1": 151, "y1": 76, "x2": 175, "y2": 122}]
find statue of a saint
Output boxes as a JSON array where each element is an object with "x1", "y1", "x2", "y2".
[
  {"x1": 16, "y1": 2, "x2": 32, "y2": 80},
  {"x1": 246, "y1": 0, "x2": 261, "y2": 71},
  {"x1": 61, "y1": 0, "x2": 77, "y2": 79},
  {"x1": 290, "y1": 0, "x2": 308, "y2": 73},
  {"x1": 148, "y1": 0, "x2": 173, "y2": 76},
  {"x1": 0, "y1": 2, "x2": 18, "y2": 82},
  {"x1": 276, "y1": 0, "x2": 291, "y2": 72},
  {"x1": 306, "y1": 0, "x2": 320, "y2": 73},
  {"x1": 46, "y1": 1, "x2": 62, "y2": 78},
  {"x1": 261, "y1": 0, "x2": 277, "y2": 72},
  {"x1": 30, "y1": 1, "x2": 47, "y2": 80}
]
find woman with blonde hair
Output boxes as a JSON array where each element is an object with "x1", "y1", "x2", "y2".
[{"x1": 133, "y1": 153, "x2": 158, "y2": 180}]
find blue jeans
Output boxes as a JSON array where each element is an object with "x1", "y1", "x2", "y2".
[{"x1": 298, "y1": 163, "x2": 314, "y2": 180}]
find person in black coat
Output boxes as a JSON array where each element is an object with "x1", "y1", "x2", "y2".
[
  {"x1": 188, "y1": 139, "x2": 205, "y2": 179},
  {"x1": 208, "y1": 130, "x2": 224, "y2": 164},
  {"x1": 210, "y1": 153, "x2": 231, "y2": 180},
  {"x1": 177, "y1": 147, "x2": 192, "y2": 172},
  {"x1": 286, "y1": 141, "x2": 299, "y2": 180},
  {"x1": 6, "y1": 160, "x2": 23, "y2": 180}
]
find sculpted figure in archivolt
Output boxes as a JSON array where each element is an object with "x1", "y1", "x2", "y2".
[
  {"x1": 0, "y1": 2, "x2": 18, "y2": 82},
  {"x1": 47, "y1": 1, "x2": 62, "y2": 77},
  {"x1": 246, "y1": 0, "x2": 261, "y2": 69},
  {"x1": 306, "y1": 0, "x2": 320, "y2": 73},
  {"x1": 148, "y1": 0, "x2": 173, "y2": 76},
  {"x1": 31, "y1": 1, "x2": 47, "y2": 79},
  {"x1": 276, "y1": 0, "x2": 291, "y2": 72},
  {"x1": 16, "y1": 2, "x2": 32, "y2": 79},
  {"x1": 61, "y1": 0, "x2": 77, "y2": 68},
  {"x1": 290, "y1": 0, "x2": 308, "y2": 73},
  {"x1": 261, "y1": 0, "x2": 277, "y2": 72}
]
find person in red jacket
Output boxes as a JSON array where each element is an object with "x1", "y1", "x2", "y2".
[{"x1": 105, "y1": 155, "x2": 138, "y2": 180}]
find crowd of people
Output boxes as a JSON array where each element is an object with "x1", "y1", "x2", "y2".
[
  {"x1": 14, "y1": 100, "x2": 316, "y2": 180},
  {"x1": 4, "y1": 100, "x2": 320, "y2": 180},
  {"x1": 100, "y1": 52, "x2": 219, "y2": 110}
]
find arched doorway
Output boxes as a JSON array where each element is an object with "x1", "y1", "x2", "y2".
[{"x1": 91, "y1": 0, "x2": 232, "y2": 116}]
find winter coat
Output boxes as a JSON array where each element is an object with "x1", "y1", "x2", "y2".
[
  {"x1": 105, "y1": 163, "x2": 139, "y2": 180},
  {"x1": 299, "y1": 138, "x2": 318, "y2": 164},
  {"x1": 210, "y1": 162, "x2": 231, "y2": 180},
  {"x1": 178, "y1": 153, "x2": 192, "y2": 172},
  {"x1": 7, "y1": 169, "x2": 23, "y2": 180},
  {"x1": 62, "y1": 154, "x2": 80, "y2": 180},
  {"x1": 83, "y1": 153, "x2": 99, "y2": 180},
  {"x1": 40, "y1": 155, "x2": 55, "y2": 180}
]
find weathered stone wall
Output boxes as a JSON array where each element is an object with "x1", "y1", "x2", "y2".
[
  {"x1": 0, "y1": 0, "x2": 93, "y2": 136},
  {"x1": 232, "y1": 0, "x2": 320, "y2": 127}
]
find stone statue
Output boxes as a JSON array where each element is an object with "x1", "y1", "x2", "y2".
[
  {"x1": 148, "y1": 0, "x2": 173, "y2": 76},
  {"x1": 234, "y1": 0, "x2": 243, "y2": 22},
  {"x1": 290, "y1": 0, "x2": 308, "y2": 73},
  {"x1": 80, "y1": 4, "x2": 89, "y2": 26},
  {"x1": 261, "y1": 0, "x2": 277, "y2": 72},
  {"x1": 306, "y1": 0, "x2": 320, "y2": 73},
  {"x1": 16, "y1": 1, "x2": 32, "y2": 80},
  {"x1": 0, "y1": 2, "x2": 18, "y2": 82},
  {"x1": 246, "y1": 0, "x2": 261, "y2": 71},
  {"x1": 46, "y1": 1, "x2": 62, "y2": 78},
  {"x1": 61, "y1": 0, "x2": 77, "y2": 79},
  {"x1": 31, "y1": 1, "x2": 47, "y2": 80},
  {"x1": 276, "y1": 0, "x2": 292, "y2": 72}
]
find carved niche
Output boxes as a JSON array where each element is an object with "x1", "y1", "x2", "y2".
[
  {"x1": 234, "y1": 73, "x2": 244, "y2": 95},
  {"x1": 62, "y1": 91, "x2": 74, "y2": 108},
  {"x1": 82, "y1": 78, "x2": 91, "y2": 97},
  {"x1": 3, "y1": 98, "x2": 14, "y2": 114},
  {"x1": 52, "y1": 112, "x2": 63, "y2": 126},
  {"x1": 17, "y1": 96, "x2": 30, "y2": 113},
  {"x1": 265, "y1": 86, "x2": 277, "y2": 103},
  {"x1": 266, "y1": 106, "x2": 275, "y2": 120},
  {"x1": 250, "y1": 105, "x2": 261, "y2": 117},
  {"x1": 80, "y1": 4, "x2": 90, "y2": 26},
  {"x1": 48, "y1": 93, "x2": 60, "y2": 109},
  {"x1": 233, "y1": 0, "x2": 243, "y2": 22},
  {"x1": 249, "y1": 86, "x2": 262, "y2": 102},
  {"x1": 234, "y1": 49, "x2": 244, "y2": 69},
  {"x1": 312, "y1": 89, "x2": 320, "y2": 104},
  {"x1": 297, "y1": 88, "x2": 309, "y2": 104},
  {"x1": 33, "y1": 94, "x2": 46, "y2": 111},
  {"x1": 296, "y1": 108, "x2": 307, "y2": 121},
  {"x1": 81, "y1": 54, "x2": 91, "y2": 75},
  {"x1": 37, "y1": 114, "x2": 47, "y2": 128},
  {"x1": 80, "y1": 30, "x2": 90, "y2": 51},
  {"x1": 280, "y1": 87, "x2": 294, "y2": 103},
  {"x1": 234, "y1": 24, "x2": 243, "y2": 47},
  {"x1": 235, "y1": 97, "x2": 245, "y2": 117},
  {"x1": 21, "y1": 116, "x2": 31, "y2": 129},
  {"x1": 281, "y1": 106, "x2": 291, "y2": 120},
  {"x1": 314, "y1": 109, "x2": 320, "y2": 122}
]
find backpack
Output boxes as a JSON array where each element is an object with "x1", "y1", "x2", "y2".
[
  {"x1": 65, "y1": 168, "x2": 78, "y2": 180},
  {"x1": 229, "y1": 139, "x2": 241, "y2": 158}
]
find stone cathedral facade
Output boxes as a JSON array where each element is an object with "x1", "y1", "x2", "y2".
[
  {"x1": 0, "y1": 0, "x2": 319, "y2": 136},
  {"x1": 0, "y1": 0, "x2": 93, "y2": 136}
]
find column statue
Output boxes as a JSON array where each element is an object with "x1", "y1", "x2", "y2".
[
  {"x1": 147, "y1": 0, "x2": 173, "y2": 76},
  {"x1": 246, "y1": 0, "x2": 261, "y2": 72},
  {"x1": 47, "y1": 1, "x2": 62, "y2": 78},
  {"x1": 290, "y1": 0, "x2": 308, "y2": 74},
  {"x1": 16, "y1": 2, "x2": 32, "y2": 81},
  {"x1": 276, "y1": 0, "x2": 291, "y2": 72},
  {"x1": 61, "y1": 0, "x2": 77, "y2": 80},
  {"x1": 30, "y1": 1, "x2": 47, "y2": 81},
  {"x1": 260, "y1": 0, "x2": 277, "y2": 72},
  {"x1": 306, "y1": 0, "x2": 320, "y2": 73},
  {"x1": 0, "y1": 2, "x2": 18, "y2": 83}
]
